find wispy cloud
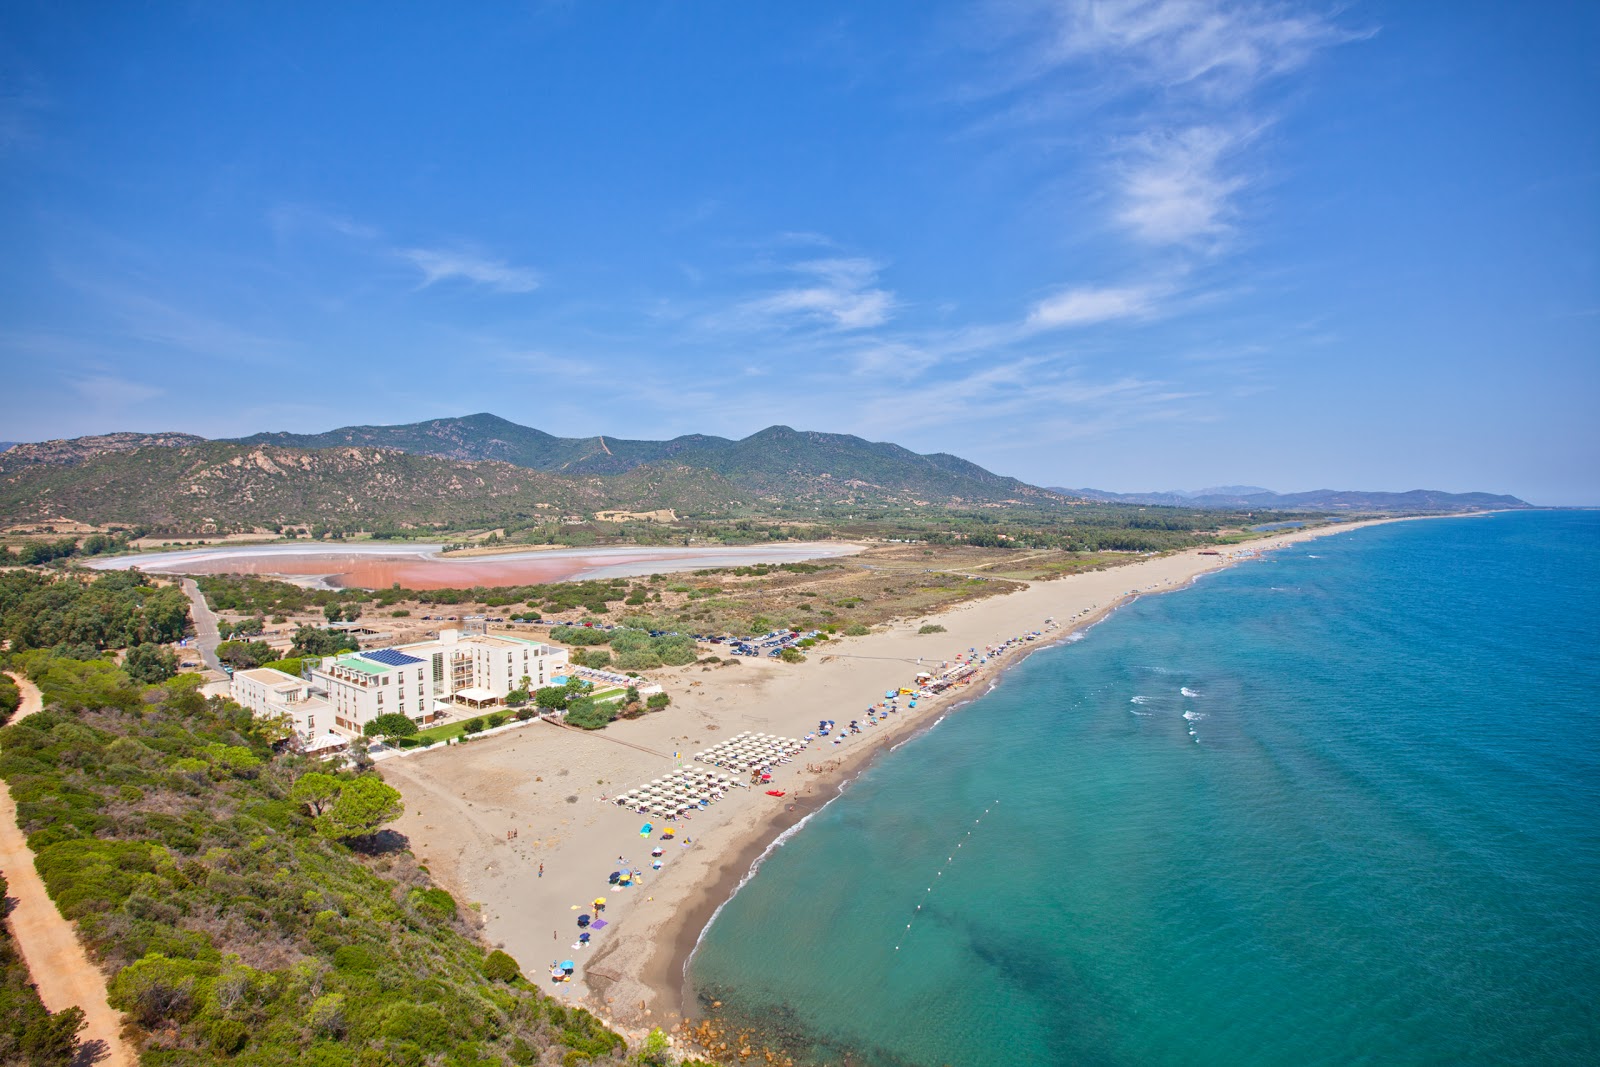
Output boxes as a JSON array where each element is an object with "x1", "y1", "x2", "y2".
[
  {"x1": 1040, "y1": 0, "x2": 1361, "y2": 100},
  {"x1": 970, "y1": 1, "x2": 1364, "y2": 251},
  {"x1": 1027, "y1": 282, "x2": 1163, "y2": 328},
  {"x1": 730, "y1": 255, "x2": 895, "y2": 331},
  {"x1": 1114, "y1": 122, "x2": 1256, "y2": 245},
  {"x1": 402, "y1": 247, "x2": 542, "y2": 293}
]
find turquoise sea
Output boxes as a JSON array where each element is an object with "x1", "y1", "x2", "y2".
[{"x1": 688, "y1": 511, "x2": 1600, "y2": 1065}]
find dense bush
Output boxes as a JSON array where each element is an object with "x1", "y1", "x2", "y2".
[
  {"x1": 1, "y1": 650, "x2": 634, "y2": 1065},
  {"x1": 123, "y1": 642, "x2": 179, "y2": 683},
  {"x1": 216, "y1": 639, "x2": 274, "y2": 670},
  {"x1": 0, "y1": 570, "x2": 190, "y2": 651},
  {"x1": 288, "y1": 626, "x2": 358, "y2": 658},
  {"x1": 562, "y1": 698, "x2": 617, "y2": 731},
  {"x1": 0, "y1": 675, "x2": 19, "y2": 723},
  {"x1": 549, "y1": 625, "x2": 609, "y2": 647}
]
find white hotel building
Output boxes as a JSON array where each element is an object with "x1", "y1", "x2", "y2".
[{"x1": 230, "y1": 628, "x2": 568, "y2": 743}]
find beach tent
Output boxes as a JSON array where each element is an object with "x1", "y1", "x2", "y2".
[{"x1": 640, "y1": 822, "x2": 653, "y2": 836}]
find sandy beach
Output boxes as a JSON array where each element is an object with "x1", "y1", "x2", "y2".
[{"x1": 377, "y1": 518, "x2": 1403, "y2": 1036}]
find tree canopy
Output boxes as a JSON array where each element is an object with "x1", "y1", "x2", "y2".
[
  {"x1": 313, "y1": 775, "x2": 404, "y2": 841},
  {"x1": 363, "y1": 713, "x2": 419, "y2": 740}
]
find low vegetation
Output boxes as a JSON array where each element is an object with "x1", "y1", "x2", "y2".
[{"x1": 0, "y1": 650, "x2": 638, "y2": 1066}]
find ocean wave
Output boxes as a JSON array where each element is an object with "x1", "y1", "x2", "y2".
[
  {"x1": 1130, "y1": 695, "x2": 1148, "y2": 705},
  {"x1": 1181, "y1": 687, "x2": 1200, "y2": 698},
  {"x1": 1183, "y1": 710, "x2": 1207, "y2": 722}
]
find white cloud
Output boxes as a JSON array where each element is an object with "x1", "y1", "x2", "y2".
[
  {"x1": 968, "y1": 1, "x2": 1364, "y2": 250},
  {"x1": 1041, "y1": 0, "x2": 1359, "y2": 100},
  {"x1": 1115, "y1": 123, "x2": 1252, "y2": 244},
  {"x1": 402, "y1": 248, "x2": 541, "y2": 293},
  {"x1": 736, "y1": 256, "x2": 895, "y2": 331},
  {"x1": 1027, "y1": 283, "x2": 1161, "y2": 328}
]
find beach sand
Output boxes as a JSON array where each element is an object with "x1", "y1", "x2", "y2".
[{"x1": 377, "y1": 520, "x2": 1399, "y2": 1036}]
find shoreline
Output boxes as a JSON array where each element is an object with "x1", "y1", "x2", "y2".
[
  {"x1": 377, "y1": 515, "x2": 1437, "y2": 1038},
  {"x1": 638, "y1": 517, "x2": 1413, "y2": 1025}
]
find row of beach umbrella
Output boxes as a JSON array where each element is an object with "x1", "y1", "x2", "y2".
[
  {"x1": 694, "y1": 731, "x2": 806, "y2": 770},
  {"x1": 614, "y1": 767, "x2": 738, "y2": 816}
]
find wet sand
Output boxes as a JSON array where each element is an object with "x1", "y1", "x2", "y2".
[{"x1": 87, "y1": 541, "x2": 864, "y2": 589}]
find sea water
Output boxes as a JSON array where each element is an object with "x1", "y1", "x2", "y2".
[{"x1": 688, "y1": 511, "x2": 1600, "y2": 1065}]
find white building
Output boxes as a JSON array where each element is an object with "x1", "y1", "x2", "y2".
[
  {"x1": 230, "y1": 667, "x2": 337, "y2": 745},
  {"x1": 310, "y1": 628, "x2": 568, "y2": 738}
]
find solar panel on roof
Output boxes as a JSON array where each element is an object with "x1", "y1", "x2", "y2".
[{"x1": 360, "y1": 649, "x2": 424, "y2": 667}]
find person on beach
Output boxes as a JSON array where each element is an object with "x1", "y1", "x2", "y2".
[{"x1": 538, "y1": 862, "x2": 544, "y2": 878}]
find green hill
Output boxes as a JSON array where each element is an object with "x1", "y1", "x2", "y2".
[
  {"x1": 0, "y1": 442, "x2": 744, "y2": 528},
  {"x1": 230, "y1": 414, "x2": 1065, "y2": 505},
  {"x1": 0, "y1": 416, "x2": 1073, "y2": 527}
]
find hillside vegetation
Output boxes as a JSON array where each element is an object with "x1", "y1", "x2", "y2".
[
  {"x1": 0, "y1": 442, "x2": 747, "y2": 528},
  {"x1": 0, "y1": 416, "x2": 1075, "y2": 529},
  {"x1": 0, "y1": 652, "x2": 639, "y2": 1066}
]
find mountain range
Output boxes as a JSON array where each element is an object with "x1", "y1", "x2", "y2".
[
  {"x1": 1058, "y1": 486, "x2": 1529, "y2": 511},
  {"x1": 0, "y1": 414, "x2": 1527, "y2": 529},
  {"x1": 0, "y1": 417, "x2": 1063, "y2": 527}
]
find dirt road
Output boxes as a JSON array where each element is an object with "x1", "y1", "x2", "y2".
[{"x1": 1, "y1": 672, "x2": 138, "y2": 1066}]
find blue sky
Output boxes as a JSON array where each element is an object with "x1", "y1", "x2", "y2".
[{"x1": 1, "y1": 2, "x2": 1596, "y2": 503}]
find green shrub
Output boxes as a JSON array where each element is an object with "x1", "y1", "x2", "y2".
[
  {"x1": 482, "y1": 949, "x2": 521, "y2": 983},
  {"x1": 208, "y1": 1017, "x2": 249, "y2": 1054},
  {"x1": 779, "y1": 647, "x2": 805, "y2": 663},
  {"x1": 844, "y1": 623, "x2": 871, "y2": 636},
  {"x1": 645, "y1": 693, "x2": 670, "y2": 709},
  {"x1": 108, "y1": 952, "x2": 207, "y2": 1027},
  {"x1": 486, "y1": 713, "x2": 508, "y2": 728},
  {"x1": 549, "y1": 625, "x2": 608, "y2": 647},
  {"x1": 462, "y1": 717, "x2": 486, "y2": 734},
  {"x1": 918, "y1": 623, "x2": 947, "y2": 634},
  {"x1": 613, "y1": 649, "x2": 661, "y2": 672},
  {"x1": 408, "y1": 887, "x2": 458, "y2": 923},
  {"x1": 562, "y1": 700, "x2": 616, "y2": 731}
]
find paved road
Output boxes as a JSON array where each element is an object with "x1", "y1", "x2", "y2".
[
  {"x1": 180, "y1": 577, "x2": 223, "y2": 673},
  {"x1": 1, "y1": 673, "x2": 138, "y2": 1066}
]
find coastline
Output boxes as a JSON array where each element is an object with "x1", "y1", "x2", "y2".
[{"x1": 378, "y1": 516, "x2": 1422, "y2": 1038}]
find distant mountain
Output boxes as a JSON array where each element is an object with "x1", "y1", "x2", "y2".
[
  {"x1": 0, "y1": 441, "x2": 742, "y2": 527},
  {"x1": 1056, "y1": 486, "x2": 1529, "y2": 511},
  {"x1": 229, "y1": 413, "x2": 717, "y2": 476},
  {"x1": 230, "y1": 415, "x2": 1064, "y2": 507},
  {"x1": 0, "y1": 416, "x2": 1073, "y2": 528},
  {"x1": 0, "y1": 442, "x2": 15, "y2": 453}
]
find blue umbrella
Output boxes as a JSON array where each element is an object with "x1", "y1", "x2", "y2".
[
  {"x1": 640, "y1": 822, "x2": 653, "y2": 835},
  {"x1": 561, "y1": 960, "x2": 574, "y2": 970}
]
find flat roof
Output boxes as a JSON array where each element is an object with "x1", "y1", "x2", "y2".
[
  {"x1": 238, "y1": 667, "x2": 304, "y2": 687},
  {"x1": 330, "y1": 655, "x2": 388, "y2": 676},
  {"x1": 470, "y1": 634, "x2": 550, "y2": 650}
]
